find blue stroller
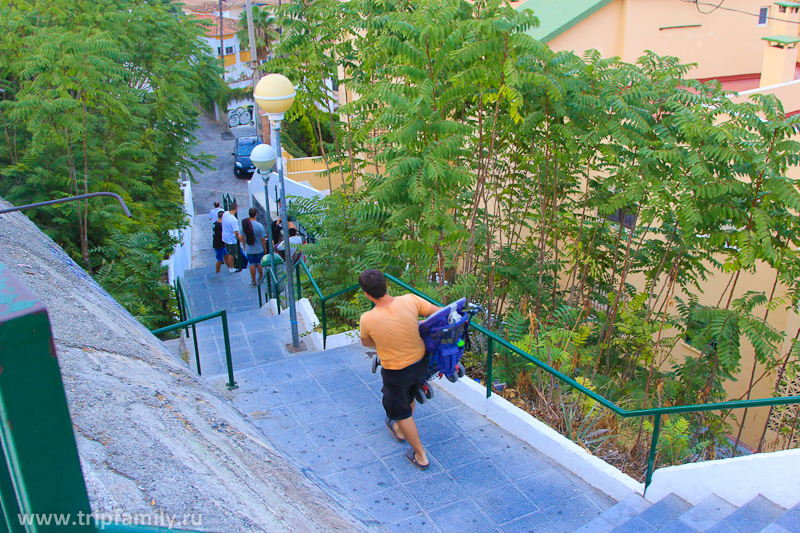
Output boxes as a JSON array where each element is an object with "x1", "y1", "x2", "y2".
[{"x1": 370, "y1": 297, "x2": 482, "y2": 404}]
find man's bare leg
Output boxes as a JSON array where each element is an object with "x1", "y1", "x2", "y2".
[
  {"x1": 215, "y1": 260, "x2": 222, "y2": 273},
  {"x1": 395, "y1": 416, "x2": 427, "y2": 466},
  {"x1": 224, "y1": 254, "x2": 234, "y2": 269},
  {"x1": 392, "y1": 401, "x2": 415, "y2": 440}
]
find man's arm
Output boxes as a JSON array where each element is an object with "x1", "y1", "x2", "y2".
[
  {"x1": 418, "y1": 296, "x2": 442, "y2": 317},
  {"x1": 361, "y1": 334, "x2": 375, "y2": 347},
  {"x1": 359, "y1": 316, "x2": 374, "y2": 347},
  {"x1": 423, "y1": 305, "x2": 442, "y2": 317}
]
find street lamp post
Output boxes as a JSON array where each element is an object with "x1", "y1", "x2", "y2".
[
  {"x1": 253, "y1": 74, "x2": 301, "y2": 350},
  {"x1": 249, "y1": 144, "x2": 278, "y2": 262}
]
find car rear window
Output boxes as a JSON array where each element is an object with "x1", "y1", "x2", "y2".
[{"x1": 236, "y1": 139, "x2": 257, "y2": 156}]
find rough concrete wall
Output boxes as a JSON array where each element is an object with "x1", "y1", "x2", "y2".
[{"x1": 0, "y1": 200, "x2": 380, "y2": 533}]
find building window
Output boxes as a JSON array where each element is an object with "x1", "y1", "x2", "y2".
[
  {"x1": 225, "y1": 46, "x2": 234, "y2": 54},
  {"x1": 759, "y1": 6, "x2": 769, "y2": 25},
  {"x1": 601, "y1": 208, "x2": 637, "y2": 229}
]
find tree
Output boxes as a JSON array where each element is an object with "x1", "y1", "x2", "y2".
[
  {"x1": 0, "y1": 0, "x2": 227, "y2": 328},
  {"x1": 287, "y1": 0, "x2": 800, "y2": 466},
  {"x1": 237, "y1": 6, "x2": 279, "y2": 62}
]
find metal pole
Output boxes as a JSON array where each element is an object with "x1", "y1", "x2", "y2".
[
  {"x1": 321, "y1": 300, "x2": 327, "y2": 349},
  {"x1": 273, "y1": 121, "x2": 301, "y2": 348},
  {"x1": 486, "y1": 337, "x2": 494, "y2": 399},
  {"x1": 0, "y1": 191, "x2": 132, "y2": 217},
  {"x1": 244, "y1": 0, "x2": 261, "y2": 141},
  {"x1": 218, "y1": 0, "x2": 225, "y2": 96},
  {"x1": 644, "y1": 413, "x2": 662, "y2": 495},
  {"x1": 191, "y1": 323, "x2": 202, "y2": 375},
  {"x1": 261, "y1": 171, "x2": 277, "y2": 261},
  {"x1": 221, "y1": 310, "x2": 238, "y2": 390},
  {"x1": 295, "y1": 262, "x2": 301, "y2": 302}
]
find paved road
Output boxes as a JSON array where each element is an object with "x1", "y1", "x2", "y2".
[{"x1": 190, "y1": 114, "x2": 257, "y2": 216}]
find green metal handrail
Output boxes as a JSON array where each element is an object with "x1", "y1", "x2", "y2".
[
  {"x1": 295, "y1": 262, "x2": 800, "y2": 493},
  {"x1": 174, "y1": 277, "x2": 200, "y2": 371},
  {"x1": 152, "y1": 310, "x2": 238, "y2": 390},
  {"x1": 257, "y1": 264, "x2": 283, "y2": 312},
  {"x1": 222, "y1": 193, "x2": 236, "y2": 212}
]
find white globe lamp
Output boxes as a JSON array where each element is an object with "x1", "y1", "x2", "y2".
[{"x1": 250, "y1": 143, "x2": 277, "y2": 172}]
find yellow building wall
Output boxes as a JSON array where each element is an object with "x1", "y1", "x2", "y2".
[
  {"x1": 547, "y1": 0, "x2": 777, "y2": 79},
  {"x1": 548, "y1": 0, "x2": 625, "y2": 59},
  {"x1": 240, "y1": 50, "x2": 251, "y2": 63}
]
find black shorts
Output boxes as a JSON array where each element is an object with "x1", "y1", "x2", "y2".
[{"x1": 381, "y1": 356, "x2": 427, "y2": 421}]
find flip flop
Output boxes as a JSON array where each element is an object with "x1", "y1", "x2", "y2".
[
  {"x1": 405, "y1": 448, "x2": 429, "y2": 470},
  {"x1": 385, "y1": 417, "x2": 404, "y2": 442}
]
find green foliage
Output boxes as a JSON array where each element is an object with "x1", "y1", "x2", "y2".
[
  {"x1": 237, "y1": 6, "x2": 279, "y2": 62},
  {"x1": 0, "y1": 0, "x2": 225, "y2": 328}
]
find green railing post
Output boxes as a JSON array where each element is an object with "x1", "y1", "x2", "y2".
[
  {"x1": 321, "y1": 300, "x2": 327, "y2": 349},
  {"x1": 220, "y1": 310, "x2": 238, "y2": 390},
  {"x1": 176, "y1": 278, "x2": 190, "y2": 338},
  {"x1": 295, "y1": 263, "x2": 302, "y2": 302},
  {"x1": 486, "y1": 337, "x2": 494, "y2": 399},
  {"x1": 191, "y1": 323, "x2": 201, "y2": 375},
  {"x1": 258, "y1": 281, "x2": 263, "y2": 308},
  {"x1": 645, "y1": 413, "x2": 662, "y2": 494}
]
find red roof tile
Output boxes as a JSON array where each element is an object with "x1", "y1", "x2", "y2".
[{"x1": 192, "y1": 14, "x2": 239, "y2": 37}]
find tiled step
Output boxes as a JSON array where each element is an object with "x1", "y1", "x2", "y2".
[
  {"x1": 678, "y1": 494, "x2": 737, "y2": 532},
  {"x1": 775, "y1": 503, "x2": 800, "y2": 532},
  {"x1": 576, "y1": 494, "x2": 650, "y2": 532},
  {"x1": 582, "y1": 492, "x2": 793, "y2": 533},
  {"x1": 705, "y1": 495, "x2": 787, "y2": 533},
  {"x1": 609, "y1": 494, "x2": 691, "y2": 532}
]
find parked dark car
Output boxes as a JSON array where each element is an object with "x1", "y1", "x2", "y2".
[{"x1": 233, "y1": 136, "x2": 259, "y2": 178}]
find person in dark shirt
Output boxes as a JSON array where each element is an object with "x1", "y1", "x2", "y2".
[
  {"x1": 213, "y1": 210, "x2": 226, "y2": 273},
  {"x1": 271, "y1": 199, "x2": 298, "y2": 249}
]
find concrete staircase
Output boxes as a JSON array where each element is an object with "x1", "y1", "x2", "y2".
[
  {"x1": 169, "y1": 265, "x2": 800, "y2": 533},
  {"x1": 577, "y1": 492, "x2": 798, "y2": 533}
]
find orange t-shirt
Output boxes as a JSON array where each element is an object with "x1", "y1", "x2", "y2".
[{"x1": 359, "y1": 294, "x2": 435, "y2": 370}]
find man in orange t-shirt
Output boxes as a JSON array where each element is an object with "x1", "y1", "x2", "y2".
[{"x1": 359, "y1": 269, "x2": 440, "y2": 470}]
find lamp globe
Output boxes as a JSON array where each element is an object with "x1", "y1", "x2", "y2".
[
  {"x1": 250, "y1": 143, "x2": 278, "y2": 172},
  {"x1": 254, "y1": 74, "x2": 296, "y2": 121}
]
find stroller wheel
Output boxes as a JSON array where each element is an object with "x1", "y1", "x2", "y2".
[
  {"x1": 446, "y1": 372, "x2": 459, "y2": 383},
  {"x1": 420, "y1": 380, "x2": 434, "y2": 400},
  {"x1": 414, "y1": 387, "x2": 427, "y2": 405},
  {"x1": 456, "y1": 364, "x2": 465, "y2": 378},
  {"x1": 371, "y1": 355, "x2": 380, "y2": 374}
]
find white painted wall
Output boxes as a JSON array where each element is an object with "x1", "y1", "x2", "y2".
[
  {"x1": 645, "y1": 448, "x2": 800, "y2": 508},
  {"x1": 163, "y1": 179, "x2": 194, "y2": 285},
  {"x1": 249, "y1": 171, "x2": 326, "y2": 223}
]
